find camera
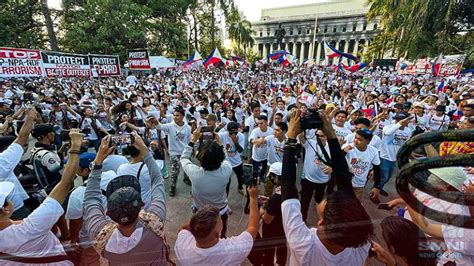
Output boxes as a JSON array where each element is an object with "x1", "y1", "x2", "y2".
[
  {"x1": 300, "y1": 109, "x2": 323, "y2": 130},
  {"x1": 243, "y1": 163, "x2": 258, "y2": 186},
  {"x1": 110, "y1": 134, "x2": 135, "y2": 146},
  {"x1": 200, "y1": 126, "x2": 214, "y2": 141}
]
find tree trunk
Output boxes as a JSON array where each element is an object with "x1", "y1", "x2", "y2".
[
  {"x1": 41, "y1": 0, "x2": 58, "y2": 51},
  {"x1": 211, "y1": 0, "x2": 215, "y2": 48},
  {"x1": 192, "y1": 8, "x2": 198, "y2": 51}
]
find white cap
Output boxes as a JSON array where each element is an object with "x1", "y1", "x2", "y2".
[
  {"x1": 0, "y1": 181, "x2": 15, "y2": 207},
  {"x1": 100, "y1": 171, "x2": 118, "y2": 191},
  {"x1": 268, "y1": 162, "x2": 282, "y2": 176}
]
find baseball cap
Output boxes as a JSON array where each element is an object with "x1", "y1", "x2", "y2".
[
  {"x1": 325, "y1": 103, "x2": 336, "y2": 110},
  {"x1": 413, "y1": 102, "x2": 425, "y2": 109},
  {"x1": 0, "y1": 181, "x2": 14, "y2": 207},
  {"x1": 464, "y1": 99, "x2": 474, "y2": 108},
  {"x1": 100, "y1": 170, "x2": 118, "y2": 191},
  {"x1": 267, "y1": 162, "x2": 282, "y2": 176},
  {"x1": 106, "y1": 175, "x2": 143, "y2": 225},
  {"x1": 394, "y1": 112, "x2": 410, "y2": 120},
  {"x1": 31, "y1": 124, "x2": 55, "y2": 139},
  {"x1": 429, "y1": 167, "x2": 467, "y2": 191},
  {"x1": 206, "y1": 113, "x2": 218, "y2": 121},
  {"x1": 79, "y1": 153, "x2": 96, "y2": 169}
]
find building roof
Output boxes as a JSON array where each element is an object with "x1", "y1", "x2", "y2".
[{"x1": 257, "y1": 0, "x2": 368, "y2": 23}]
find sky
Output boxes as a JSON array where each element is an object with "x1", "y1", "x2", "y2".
[
  {"x1": 49, "y1": 0, "x2": 321, "y2": 22},
  {"x1": 234, "y1": 0, "x2": 323, "y2": 21}
]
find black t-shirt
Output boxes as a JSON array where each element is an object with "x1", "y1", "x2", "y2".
[{"x1": 262, "y1": 193, "x2": 285, "y2": 237}]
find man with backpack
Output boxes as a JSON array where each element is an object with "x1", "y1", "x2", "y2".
[{"x1": 84, "y1": 133, "x2": 172, "y2": 264}]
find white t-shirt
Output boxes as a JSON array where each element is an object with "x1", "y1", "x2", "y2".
[
  {"x1": 175, "y1": 230, "x2": 253, "y2": 266},
  {"x1": 264, "y1": 135, "x2": 286, "y2": 165},
  {"x1": 249, "y1": 127, "x2": 274, "y2": 162},
  {"x1": 80, "y1": 117, "x2": 102, "y2": 140},
  {"x1": 302, "y1": 139, "x2": 331, "y2": 184},
  {"x1": 345, "y1": 145, "x2": 381, "y2": 188},
  {"x1": 282, "y1": 199, "x2": 370, "y2": 266},
  {"x1": 158, "y1": 122, "x2": 192, "y2": 156},
  {"x1": 117, "y1": 162, "x2": 152, "y2": 209},
  {"x1": 244, "y1": 115, "x2": 256, "y2": 134},
  {"x1": 219, "y1": 131, "x2": 245, "y2": 167},
  {"x1": 427, "y1": 114, "x2": 450, "y2": 131},
  {"x1": 344, "y1": 133, "x2": 382, "y2": 150},
  {"x1": 440, "y1": 225, "x2": 474, "y2": 265},
  {"x1": 380, "y1": 123, "x2": 413, "y2": 162},
  {"x1": 0, "y1": 143, "x2": 29, "y2": 211},
  {"x1": 333, "y1": 124, "x2": 352, "y2": 143},
  {"x1": 0, "y1": 198, "x2": 72, "y2": 265}
]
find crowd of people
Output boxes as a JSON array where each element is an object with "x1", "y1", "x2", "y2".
[{"x1": 0, "y1": 63, "x2": 473, "y2": 265}]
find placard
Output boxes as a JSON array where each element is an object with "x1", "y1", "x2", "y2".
[
  {"x1": 0, "y1": 47, "x2": 43, "y2": 77},
  {"x1": 128, "y1": 49, "x2": 150, "y2": 70},
  {"x1": 41, "y1": 51, "x2": 91, "y2": 77},
  {"x1": 89, "y1": 54, "x2": 121, "y2": 77}
]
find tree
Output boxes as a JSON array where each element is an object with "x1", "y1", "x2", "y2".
[
  {"x1": 227, "y1": 7, "x2": 254, "y2": 58},
  {"x1": 0, "y1": 0, "x2": 46, "y2": 49},
  {"x1": 41, "y1": 0, "x2": 59, "y2": 50},
  {"x1": 367, "y1": 0, "x2": 473, "y2": 59}
]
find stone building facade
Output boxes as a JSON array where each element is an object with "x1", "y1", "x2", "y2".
[{"x1": 252, "y1": 0, "x2": 380, "y2": 63}]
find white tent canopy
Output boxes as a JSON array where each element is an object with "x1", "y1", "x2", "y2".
[{"x1": 149, "y1": 56, "x2": 175, "y2": 69}]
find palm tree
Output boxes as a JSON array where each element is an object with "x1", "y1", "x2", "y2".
[
  {"x1": 228, "y1": 8, "x2": 254, "y2": 58},
  {"x1": 206, "y1": 0, "x2": 233, "y2": 48}
]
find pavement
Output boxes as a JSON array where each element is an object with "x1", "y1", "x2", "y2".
[{"x1": 162, "y1": 156, "x2": 402, "y2": 265}]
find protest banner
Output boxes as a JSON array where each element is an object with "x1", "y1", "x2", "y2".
[
  {"x1": 41, "y1": 51, "x2": 91, "y2": 78},
  {"x1": 89, "y1": 54, "x2": 121, "y2": 77},
  {"x1": 0, "y1": 47, "x2": 43, "y2": 78},
  {"x1": 437, "y1": 54, "x2": 466, "y2": 77},
  {"x1": 127, "y1": 49, "x2": 151, "y2": 70}
]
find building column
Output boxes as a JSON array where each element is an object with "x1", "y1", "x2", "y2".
[
  {"x1": 363, "y1": 40, "x2": 370, "y2": 55},
  {"x1": 263, "y1": 43, "x2": 268, "y2": 58},
  {"x1": 316, "y1": 42, "x2": 322, "y2": 64},
  {"x1": 344, "y1": 40, "x2": 349, "y2": 53},
  {"x1": 299, "y1": 42, "x2": 305, "y2": 61},
  {"x1": 287, "y1": 43, "x2": 292, "y2": 54},
  {"x1": 354, "y1": 40, "x2": 359, "y2": 56},
  {"x1": 335, "y1": 40, "x2": 340, "y2": 50},
  {"x1": 308, "y1": 42, "x2": 314, "y2": 60}
]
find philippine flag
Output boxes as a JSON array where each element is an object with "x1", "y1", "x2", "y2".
[
  {"x1": 432, "y1": 54, "x2": 443, "y2": 77},
  {"x1": 268, "y1": 50, "x2": 290, "y2": 60},
  {"x1": 324, "y1": 42, "x2": 358, "y2": 61},
  {"x1": 183, "y1": 50, "x2": 202, "y2": 67},
  {"x1": 204, "y1": 48, "x2": 225, "y2": 68},
  {"x1": 230, "y1": 52, "x2": 245, "y2": 66},
  {"x1": 437, "y1": 79, "x2": 445, "y2": 93}
]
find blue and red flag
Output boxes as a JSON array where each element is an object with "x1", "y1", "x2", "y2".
[
  {"x1": 437, "y1": 79, "x2": 445, "y2": 93},
  {"x1": 268, "y1": 50, "x2": 289, "y2": 60},
  {"x1": 203, "y1": 48, "x2": 224, "y2": 68},
  {"x1": 324, "y1": 42, "x2": 358, "y2": 61},
  {"x1": 230, "y1": 52, "x2": 245, "y2": 66}
]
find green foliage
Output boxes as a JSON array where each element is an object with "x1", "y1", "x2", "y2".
[
  {"x1": 227, "y1": 6, "x2": 254, "y2": 58},
  {"x1": 367, "y1": 0, "x2": 473, "y2": 59},
  {"x1": 0, "y1": 0, "x2": 47, "y2": 48}
]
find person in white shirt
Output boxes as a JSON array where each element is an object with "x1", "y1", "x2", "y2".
[
  {"x1": 0, "y1": 128, "x2": 83, "y2": 265},
  {"x1": 281, "y1": 109, "x2": 373, "y2": 266},
  {"x1": 298, "y1": 129, "x2": 332, "y2": 223},
  {"x1": 332, "y1": 110, "x2": 352, "y2": 144},
  {"x1": 261, "y1": 121, "x2": 287, "y2": 196},
  {"x1": 219, "y1": 122, "x2": 246, "y2": 194},
  {"x1": 344, "y1": 118, "x2": 382, "y2": 150},
  {"x1": 427, "y1": 105, "x2": 450, "y2": 131},
  {"x1": 249, "y1": 115, "x2": 274, "y2": 183},
  {"x1": 126, "y1": 71, "x2": 138, "y2": 86},
  {"x1": 0, "y1": 108, "x2": 36, "y2": 220},
  {"x1": 79, "y1": 107, "x2": 109, "y2": 151},
  {"x1": 175, "y1": 186, "x2": 259, "y2": 266},
  {"x1": 342, "y1": 128, "x2": 381, "y2": 202},
  {"x1": 156, "y1": 107, "x2": 192, "y2": 196},
  {"x1": 244, "y1": 102, "x2": 261, "y2": 159},
  {"x1": 379, "y1": 112, "x2": 413, "y2": 196}
]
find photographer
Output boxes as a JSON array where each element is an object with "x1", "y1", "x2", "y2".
[
  {"x1": 281, "y1": 109, "x2": 374, "y2": 265},
  {"x1": 0, "y1": 129, "x2": 83, "y2": 264},
  {"x1": 181, "y1": 128, "x2": 233, "y2": 238},
  {"x1": 83, "y1": 134, "x2": 172, "y2": 264},
  {"x1": 79, "y1": 107, "x2": 109, "y2": 151}
]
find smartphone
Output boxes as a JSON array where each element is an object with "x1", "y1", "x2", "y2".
[
  {"x1": 377, "y1": 203, "x2": 393, "y2": 211},
  {"x1": 368, "y1": 242, "x2": 376, "y2": 257},
  {"x1": 243, "y1": 163, "x2": 257, "y2": 186},
  {"x1": 201, "y1": 126, "x2": 214, "y2": 141},
  {"x1": 110, "y1": 134, "x2": 134, "y2": 146}
]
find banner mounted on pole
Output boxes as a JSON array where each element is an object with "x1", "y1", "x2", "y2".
[
  {"x1": 89, "y1": 54, "x2": 121, "y2": 77},
  {"x1": 41, "y1": 51, "x2": 91, "y2": 77},
  {"x1": 0, "y1": 47, "x2": 43, "y2": 78},
  {"x1": 127, "y1": 49, "x2": 150, "y2": 70}
]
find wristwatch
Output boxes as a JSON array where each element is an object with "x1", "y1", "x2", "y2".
[{"x1": 89, "y1": 162, "x2": 103, "y2": 171}]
